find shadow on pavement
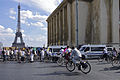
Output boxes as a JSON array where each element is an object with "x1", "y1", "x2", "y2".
[
  {"x1": 33, "y1": 71, "x2": 82, "y2": 76},
  {"x1": 35, "y1": 65, "x2": 65, "y2": 69},
  {"x1": 115, "y1": 71, "x2": 120, "y2": 73},
  {"x1": 100, "y1": 66, "x2": 120, "y2": 71},
  {"x1": 96, "y1": 62, "x2": 109, "y2": 65}
]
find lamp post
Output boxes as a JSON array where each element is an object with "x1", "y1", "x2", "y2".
[{"x1": 76, "y1": 0, "x2": 79, "y2": 47}]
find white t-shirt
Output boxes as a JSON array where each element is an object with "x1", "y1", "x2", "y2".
[
  {"x1": 7, "y1": 50, "x2": 10, "y2": 55},
  {"x1": 11, "y1": 50, "x2": 14, "y2": 55},
  {"x1": 71, "y1": 48, "x2": 82, "y2": 58},
  {"x1": 60, "y1": 49, "x2": 64, "y2": 54},
  {"x1": 14, "y1": 50, "x2": 18, "y2": 55},
  {"x1": 41, "y1": 50, "x2": 45, "y2": 57},
  {"x1": 21, "y1": 51, "x2": 25, "y2": 56},
  {"x1": 103, "y1": 48, "x2": 108, "y2": 53}
]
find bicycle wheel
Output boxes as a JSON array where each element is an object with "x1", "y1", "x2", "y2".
[
  {"x1": 98, "y1": 57, "x2": 104, "y2": 62},
  {"x1": 66, "y1": 61, "x2": 75, "y2": 72},
  {"x1": 80, "y1": 61, "x2": 91, "y2": 74},
  {"x1": 112, "y1": 59, "x2": 120, "y2": 67},
  {"x1": 57, "y1": 57, "x2": 64, "y2": 66}
]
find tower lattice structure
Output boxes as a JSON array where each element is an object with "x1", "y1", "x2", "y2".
[{"x1": 12, "y1": 4, "x2": 25, "y2": 48}]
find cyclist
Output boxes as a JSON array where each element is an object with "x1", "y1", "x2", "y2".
[
  {"x1": 103, "y1": 48, "x2": 108, "y2": 61},
  {"x1": 70, "y1": 46, "x2": 82, "y2": 64},
  {"x1": 59, "y1": 47, "x2": 64, "y2": 57},
  {"x1": 112, "y1": 47, "x2": 117, "y2": 59},
  {"x1": 64, "y1": 46, "x2": 72, "y2": 61}
]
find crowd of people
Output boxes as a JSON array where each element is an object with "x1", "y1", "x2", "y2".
[
  {"x1": 1, "y1": 45, "x2": 120, "y2": 66},
  {"x1": 1, "y1": 47, "x2": 49, "y2": 63},
  {"x1": 0, "y1": 46, "x2": 83, "y2": 64}
]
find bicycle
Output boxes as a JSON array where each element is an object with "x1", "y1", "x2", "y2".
[
  {"x1": 57, "y1": 56, "x2": 68, "y2": 66},
  {"x1": 111, "y1": 56, "x2": 120, "y2": 67},
  {"x1": 66, "y1": 59, "x2": 91, "y2": 74},
  {"x1": 98, "y1": 53, "x2": 113, "y2": 64}
]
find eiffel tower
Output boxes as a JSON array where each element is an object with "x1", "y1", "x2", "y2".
[{"x1": 12, "y1": 4, "x2": 25, "y2": 48}]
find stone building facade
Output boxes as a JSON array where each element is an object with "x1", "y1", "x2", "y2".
[{"x1": 46, "y1": 0, "x2": 119, "y2": 46}]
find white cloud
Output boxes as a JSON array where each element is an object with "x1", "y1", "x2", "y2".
[
  {"x1": 41, "y1": 27, "x2": 47, "y2": 32},
  {"x1": 0, "y1": 25, "x2": 14, "y2": 36},
  {"x1": 20, "y1": 10, "x2": 48, "y2": 28},
  {"x1": 9, "y1": 9, "x2": 47, "y2": 27},
  {"x1": 31, "y1": 22, "x2": 44, "y2": 27},
  {"x1": 21, "y1": 30, "x2": 24, "y2": 33},
  {"x1": 6, "y1": 28, "x2": 14, "y2": 33},
  {"x1": 9, "y1": 16, "x2": 16, "y2": 20},
  {"x1": 9, "y1": 8, "x2": 16, "y2": 15},
  {"x1": 0, "y1": 25, "x2": 5, "y2": 29},
  {"x1": 21, "y1": 10, "x2": 33, "y2": 20},
  {"x1": 24, "y1": 34, "x2": 47, "y2": 47},
  {"x1": 14, "y1": 0, "x2": 63, "y2": 13}
]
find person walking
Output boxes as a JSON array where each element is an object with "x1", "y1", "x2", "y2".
[
  {"x1": 30, "y1": 48, "x2": 34, "y2": 63},
  {"x1": 37, "y1": 48, "x2": 41, "y2": 62},
  {"x1": 17, "y1": 48, "x2": 21, "y2": 63},
  {"x1": 14, "y1": 48, "x2": 18, "y2": 61},
  {"x1": 6, "y1": 49, "x2": 10, "y2": 61},
  {"x1": 41, "y1": 48, "x2": 45, "y2": 62},
  {"x1": 10, "y1": 48, "x2": 14, "y2": 60},
  {"x1": 2, "y1": 48, "x2": 6, "y2": 62},
  {"x1": 21, "y1": 49, "x2": 25, "y2": 63}
]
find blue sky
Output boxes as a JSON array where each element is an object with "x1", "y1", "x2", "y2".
[{"x1": 0, "y1": 0, "x2": 63, "y2": 47}]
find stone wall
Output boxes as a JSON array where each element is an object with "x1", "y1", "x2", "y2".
[
  {"x1": 78, "y1": 1, "x2": 89, "y2": 44},
  {"x1": 47, "y1": 0, "x2": 119, "y2": 46}
]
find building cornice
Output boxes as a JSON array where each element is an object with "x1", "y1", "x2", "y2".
[
  {"x1": 46, "y1": 0, "x2": 93, "y2": 22},
  {"x1": 46, "y1": 0, "x2": 73, "y2": 22}
]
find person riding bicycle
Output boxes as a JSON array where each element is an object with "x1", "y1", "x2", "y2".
[
  {"x1": 112, "y1": 47, "x2": 117, "y2": 59},
  {"x1": 64, "y1": 46, "x2": 72, "y2": 61},
  {"x1": 103, "y1": 48, "x2": 108, "y2": 61},
  {"x1": 59, "y1": 47, "x2": 64, "y2": 57},
  {"x1": 70, "y1": 46, "x2": 82, "y2": 64}
]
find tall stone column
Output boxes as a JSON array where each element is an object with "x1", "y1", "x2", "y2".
[
  {"x1": 60, "y1": 10, "x2": 63, "y2": 45},
  {"x1": 56, "y1": 15, "x2": 58, "y2": 45},
  {"x1": 99, "y1": 0, "x2": 108, "y2": 44},
  {"x1": 51, "y1": 18, "x2": 53, "y2": 45},
  {"x1": 91, "y1": 0, "x2": 100, "y2": 44},
  {"x1": 112, "y1": 0, "x2": 119, "y2": 43},
  {"x1": 64, "y1": 5, "x2": 68, "y2": 45},
  {"x1": 67, "y1": 3, "x2": 72, "y2": 46},
  {"x1": 52, "y1": 17, "x2": 54, "y2": 45},
  {"x1": 104, "y1": 0, "x2": 113, "y2": 43},
  {"x1": 52, "y1": 18, "x2": 54, "y2": 45},
  {"x1": 57, "y1": 13, "x2": 60, "y2": 45},
  {"x1": 62, "y1": 8, "x2": 66, "y2": 45},
  {"x1": 54, "y1": 16, "x2": 56, "y2": 45},
  {"x1": 59, "y1": 11, "x2": 61, "y2": 45},
  {"x1": 48, "y1": 22, "x2": 50, "y2": 46},
  {"x1": 50, "y1": 20, "x2": 52, "y2": 45}
]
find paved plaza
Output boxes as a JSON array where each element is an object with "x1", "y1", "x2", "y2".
[{"x1": 0, "y1": 60, "x2": 120, "y2": 80}]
